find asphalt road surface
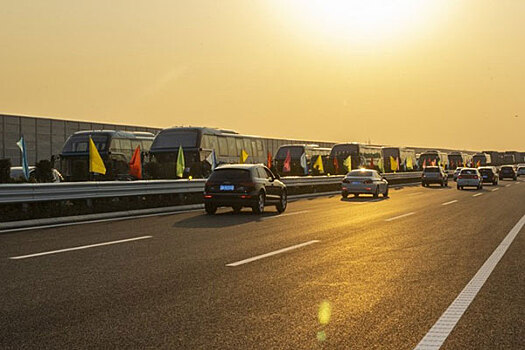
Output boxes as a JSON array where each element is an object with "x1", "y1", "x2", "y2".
[{"x1": 1, "y1": 179, "x2": 524, "y2": 349}]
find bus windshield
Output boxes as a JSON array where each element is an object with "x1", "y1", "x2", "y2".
[
  {"x1": 330, "y1": 144, "x2": 359, "y2": 157},
  {"x1": 152, "y1": 130, "x2": 199, "y2": 149},
  {"x1": 275, "y1": 146, "x2": 304, "y2": 159},
  {"x1": 62, "y1": 134, "x2": 109, "y2": 153}
]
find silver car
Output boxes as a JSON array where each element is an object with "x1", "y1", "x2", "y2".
[
  {"x1": 457, "y1": 168, "x2": 483, "y2": 190},
  {"x1": 341, "y1": 169, "x2": 389, "y2": 198}
]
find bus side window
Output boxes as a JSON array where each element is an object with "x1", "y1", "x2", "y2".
[
  {"x1": 227, "y1": 137, "x2": 237, "y2": 157},
  {"x1": 142, "y1": 140, "x2": 153, "y2": 151},
  {"x1": 218, "y1": 136, "x2": 228, "y2": 156},
  {"x1": 131, "y1": 140, "x2": 141, "y2": 152},
  {"x1": 120, "y1": 139, "x2": 132, "y2": 157},
  {"x1": 243, "y1": 138, "x2": 252, "y2": 158},
  {"x1": 235, "y1": 138, "x2": 243, "y2": 156},
  {"x1": 110, "y1": 139, "x2": 121, "y2": 152}
]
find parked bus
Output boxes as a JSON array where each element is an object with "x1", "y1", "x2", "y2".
[
  {"x1": 273, "y1": 144, "x2": 331, "y2": 176},
  {"x1": 329, "y1": 143, "x2": 383, "y2": 174},
  {"x1": 418, "y1": 150, "x2": 449, "y2": 169},
  {"x1": 482, "y1": 151, "x2": 505, "y2": 166},
  {"x1": 472, "y1": 153, "x2": 491, "y2": 167},
  {"x1": 381, "y1": 147, "x2": 417, "y2": 172},
  {"x1": 59, "y1": 130, "x2": 155, "y2": 181},
  {"x1": 147, "y1": 127, "x2": 335, "y2": 178},
  {"x1": 503, "y1": 151, "x2": 517, "y2": 165},
  {"x1": 504, "y1": 151, "x2": 525, "y2": 164},
  {"x1": 447, "y1": 152, "x2": 466, "y2": 170}
]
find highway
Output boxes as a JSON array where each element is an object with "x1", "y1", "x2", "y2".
[{"x1": 1, "y1": 179, "x2": 524, "y2": 349}]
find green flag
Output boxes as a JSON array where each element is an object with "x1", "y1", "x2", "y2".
[{"x1": 176, "y1": 145, "x2": 185, "y2": 178}]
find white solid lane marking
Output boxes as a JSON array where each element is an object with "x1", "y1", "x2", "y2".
[
  {"x1": 414, "y1": 213, "x2": 525, "y2": 350},
  {"x1": 9, "y1": 236, "x2": 152, "y2": 260},
  {"x1": 385, "y1": 212, "x2": 415, "y2": 222},
  {"x1": 441, "y1": 200, "x2": 458, "y2": 206},
  {"x1": 226, "y1": 240, "x2": 320, "y2": 267},
  {"x1": 261, "y1": 210, "x2": 309, "y2": 220},
  {"x1": 491, "y1": 188, "x2": 499, "y2": 192},
  {"x1": 472, "y1": 193, "x2": 483, "y2": 197}
]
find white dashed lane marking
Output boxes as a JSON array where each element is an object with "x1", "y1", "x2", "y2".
[
  {"x1": 385, "y1": 212, "x2": 415, "y2": 222},
  {"x1": 441, "y1": 200, "x2": 458, "y2": 206},
  {"x1": 9, "y1": 236, "x2": 153, "y2": 260},
  {"x1": 226, "y1": 240, "x2": 320, "y2": 267}
]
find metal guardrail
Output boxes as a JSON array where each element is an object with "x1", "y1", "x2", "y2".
[{"x1": 0, "y1": 172, "x2": 424, "y2": 204}]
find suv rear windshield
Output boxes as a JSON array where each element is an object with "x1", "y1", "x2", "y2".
[
  {"x1": 479, "y1": 168, "x2": 493, "y2": 174},
  {"x1": 501, "y1": 167, "x2": 513, "y2": 172},
  {"x1": 208, "y1": 169, "x2": 251, "y2": 182},
  {"x1": 347, "y1": 170, "x2": 373, "y2": 177},
  {"x1": 424, "y1": 167, "x2": 440, "y2": 173},
  {"x1": 461, "y1": 169, "x2": 477, "y2": 175}
]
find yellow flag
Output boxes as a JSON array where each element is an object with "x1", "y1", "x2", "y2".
[
  {"x1": 313, "y1": 155, "x2": 324, "y2": 173},
  {"x1": 390, "y1": 156, "x2": 398, "y2": 172},
  {"x1": 343, "y1": 156, "x2": 352, "y2": 171},
  {"x1": 240, "y1": 149, "x2": 249, "y2": 164},
  {"x1": 89, "y1": 137, "x2": 106, "y2": 175},
  {"x1": 378, "y1": 157, "x2": 384, "y2": 173},
  {"x1": 407, "y1": 156, "x2": 413, "y2": 170}
]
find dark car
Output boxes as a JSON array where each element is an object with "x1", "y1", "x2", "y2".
[
  {"x1": 421, "y1": 166, "x2": 448, "y2": 187},
  {"x1": 203, "y1": 164, "x2": 287, "y2": 215},
  {"x1": 478, "y1": 166, "x2": 499, "y2": 185},
  {"x1": 499, "y1": 165, "x2": 517, "y2": 180}
]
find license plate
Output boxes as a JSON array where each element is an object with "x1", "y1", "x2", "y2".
[
  {"x1": 351, "y1": 181, "x2": 361, "y2": 185},
  {"x1": 483, "y1": 175, "x2": 488, "y2": 178},
  {"x1": 220, "y1": 185, "x2": 234, "y2": 191}
]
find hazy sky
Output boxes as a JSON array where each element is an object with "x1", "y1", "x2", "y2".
[{"x1": 1, "y1": 0, "x2": 524, "y2": 151}]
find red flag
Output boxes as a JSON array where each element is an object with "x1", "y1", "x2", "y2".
[
  {"x1": 333, "y1": 157, "x2": 339, "y2": 173},
  {"x1": 283, "y1": 150, "x2": 291, "y2": 173},
  {"x1": 370, "y1": 157, "x2": 374, "y2": 169},
  {"x1": 267, "y1": 151, "x2": 272, "y2": 169},
  {"x1": 129, "y1": 145, "x2": 142, "y2": 179}
]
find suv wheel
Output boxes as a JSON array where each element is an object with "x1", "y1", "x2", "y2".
[
  {"x1": 276, "y1": 191, "x2": 287, "y2": 213},
  {"x1": 383, "y1": 186, "x2": 389, "y2": 198},
  {"x1": 373, "y1": 186, "x2": 379, "y2": 198},
  {"x1": 205, "y1": 202, "x2": 217, "y2": 215},
  {"x1": 252, "y1": 192, "x2": 265, "y2": 214}
]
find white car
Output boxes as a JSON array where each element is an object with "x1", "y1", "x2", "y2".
[
  {"x1": 342, "y1": 169, "x2": 389, "y2": 198},
  {"x1": 457, "y1": 168, "x2": 483, "y2": 190}
]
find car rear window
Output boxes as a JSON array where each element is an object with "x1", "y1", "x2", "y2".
[
  {"x1": 209, "y1": 169, "x2": 251, "y2": 182},
  {"x1": 461, "y1": 169, "x2": 477, "y2": 175},
  {"x1": 501, "y1": 167, "x2": 513, "y2": 172},
  {"x1": 479, "y1": 169, "x2": 493, "y2": 174},
  {"x1": 424, "y1": 167, "x2": 439, "y2": 173},
  {"x1": 347, "y1": 170, "x2": 373, "y2": 177}
]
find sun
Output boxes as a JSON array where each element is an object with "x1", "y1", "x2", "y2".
[{"x1": 271, "y1": 0, "x2": 442, "y2": 47}]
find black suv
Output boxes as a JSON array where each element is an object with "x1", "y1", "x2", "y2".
[
  {"x1": 204, "y1": 164, "x2": 287, "y2": 215},
  {"x1": 499, "y1": 165, "x2": 517, "y2": 180},
  {"x1": 478, "y1": 166, "x2": 499, "y2": 185},
  {"x1": 421, "y1": 166, "x2": 448, "y2": 187}
]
